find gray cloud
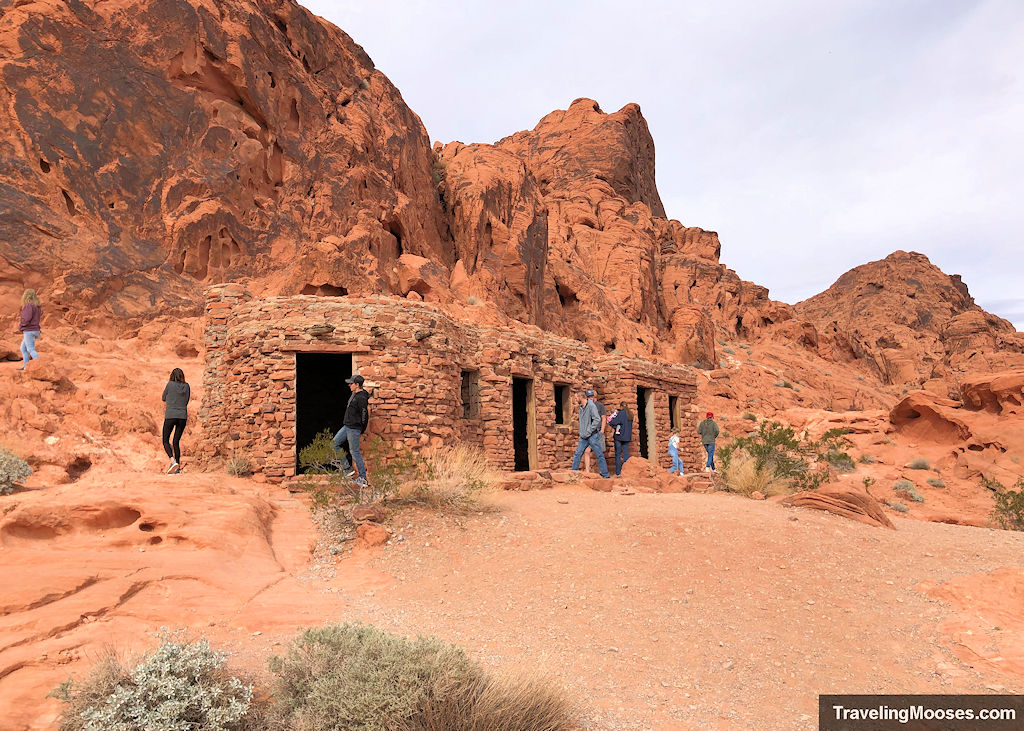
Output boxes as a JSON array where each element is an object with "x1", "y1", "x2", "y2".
[{"x1": 305, "y1": 0, "x2": 1024, "y2": 331}]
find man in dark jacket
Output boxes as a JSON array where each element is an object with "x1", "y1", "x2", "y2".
[
  {"x1": 332, "y1": 375, "x2": 370, "y2": 485},
  {"x1": 698, "y1": 411, "x2": 720, "y2": 472},
  {"x1": 571, "y1": 390, "x2": 610, "y2": 478},
  {"x1": 607, "y1": 403, "x2": 633, "y2": 476}
]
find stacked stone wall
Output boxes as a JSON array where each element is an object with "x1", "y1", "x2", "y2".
[{"x1": 200, "y1": 286, "x2": 699, "y2": 481}]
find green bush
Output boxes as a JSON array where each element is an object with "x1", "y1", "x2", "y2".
[
  {"x1": 825, "y1": 449, "x2": 856, "y2": 473},
  {"x1": 893, "y1": 479, "x2": 924, "y2": 503},
  {"x1": 718, "y1": 421, "x2": 843, "y2": 494},
  {"x1": 51, "y1": 633, "x2": 256, "y2": 731},
  {"x1": 266, "y1": 623, "x2": 576, "y2": 731},
  {"x1": 926, "y1": 477, "x2": 946, "y2": 488},
  {"x1": 742, "y1": 412, "x2": 757, "y2": 421},
  {"x1": 907, "y1": 458, "x2": 931, "y2": 470},
  {"x1": 0, "y1": 447, "x2": 32, "y2": 495},
  {"x1": 990, "y1": 477, "x2": 1024, "y2": 531}
]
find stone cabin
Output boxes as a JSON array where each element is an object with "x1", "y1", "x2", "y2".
[{"x1": 199, "y1": 284, "x2": 701, "y2": 481}]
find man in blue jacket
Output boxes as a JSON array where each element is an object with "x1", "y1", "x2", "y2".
[{"x1": 571, "y1": 390, "x2": 610, "y2": 478}]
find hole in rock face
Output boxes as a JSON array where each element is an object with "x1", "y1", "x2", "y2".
[
  {"x1": 148, "y1": 536, "x2": 163, "y2": 545},
  {"x1": 138, "y1": 523, "x2": 155, "y2": 532},
  {"x1": 39, "y1": 158, "x2": 51, "y2": 173},
  {"x1": 88, "y1": 507, "x2": 141, "y2": 530},
  {"x1": 61, "y1": 189, "x2": 76, "y2": 215},
  {"x1": 66, "y1": 456, "x2": 92, "y2": 481}
]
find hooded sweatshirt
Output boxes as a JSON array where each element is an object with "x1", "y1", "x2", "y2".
[
  {"x1": 162, "y1": 381, "x2": 191, "y2": 420},
  {"x1": 19, "y1": 303, "x2": 41, "y2": 332}
]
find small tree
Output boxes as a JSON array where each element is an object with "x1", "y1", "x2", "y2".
[{"x1": 991, "y1": 477, "x2": 1024, "y2": 531}]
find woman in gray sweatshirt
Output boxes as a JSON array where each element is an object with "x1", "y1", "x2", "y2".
[{"x1": 161, "y1": 368, "x2": 190, "y2": 473}]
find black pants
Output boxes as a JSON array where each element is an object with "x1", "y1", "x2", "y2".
[{"x1": 162, "y1": 418, "x2": 187, "y2": 462}]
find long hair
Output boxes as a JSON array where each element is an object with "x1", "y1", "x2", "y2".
[
  {"x1": 169, "y1": 368, "x2": 186, "y2": 383},
  {"x1": 619, "y1": 402, "x2": 633, "y2": 422},
  {"x1": 22, "y1": 289, "x2": 40, "y2": 305}
]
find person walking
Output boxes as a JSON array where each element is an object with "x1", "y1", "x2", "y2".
[
  {"x1": 583, "y1": 391, "x2": 608, "y2": 474},
  {"x1": 333, "y1": 374, "x2": 370, "y2": 486},
  {"x1": 668, "y1": 433, "x2": 684, "y2": 475},
  {"x1": 16, "y1": 289, "x2": 42, "y2": 371},
  {"x1": 607, "y1": 401, "x2": 633, "y2": 476},
  {"x1": 161, "y1": 368, "x2": 190, "y2": 474},
  {"x1": 698, "y1": 411, "x2": 720, "y2": 472},
  {"x1": 571, "y1": 390, "x2": 610, "y2": 478}
]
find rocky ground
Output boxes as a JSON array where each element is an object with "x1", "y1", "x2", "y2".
[{"x1": 2, "y1": 474, "x2": 1022, "y2": 731}]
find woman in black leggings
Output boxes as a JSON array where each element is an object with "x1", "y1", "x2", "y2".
[{"x1": 161, "y1": 368, "x2": 190, "y2": 474}]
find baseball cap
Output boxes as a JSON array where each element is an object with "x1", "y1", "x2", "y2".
[
  {"x1": 346, "y1": 375, "x2": 364, "y2": 385},
  {"x1": 706, "y1": 411, "x2": 713, "y2": 417},
  {"x1": 585, "y1": 389, "x2": 595, "y2": 397}
]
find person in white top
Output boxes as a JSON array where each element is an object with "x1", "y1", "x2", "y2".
[{"x1": 668, "y1": 433, "x2": 684, "y2": 475}]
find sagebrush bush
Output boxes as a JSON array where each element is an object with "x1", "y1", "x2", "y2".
[
  {"x1": 926, "y1": 477, "x2": 946, "y2": 488},
  {"x1": 858, "y1": 454, "x2": 877, "y2": 464},
  {"x1": 266, "y1": 623, "x2": 576, "y2": 731},
  {"x1": 825, "y1": 449, "x2": 856, "y2": 473},
  {"x1": 907, "y1": 457, "x2": 931, "y2": 470},
  {"x1": 52, "y1": 633, "x2": 256, "y2": 731},
  {"x1": 886, "y1": 500, "x2": 909, "y2": 513},
  {"x1": 893, "y1": 479, "x2": 924, "y2": 502},
  {"x1": 0, "y1": 447, "x2": 32, "y2": 495},
  {"x1": 742, "y1": 412, "x2": 757, "y2": 421}
]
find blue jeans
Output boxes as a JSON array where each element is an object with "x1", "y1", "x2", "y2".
[
  {"x1": 613, "y1": 439, "x2": 630, "y2": 475},
  {"x1": 669, "y1": 449, "x2": 684, "y2": 474},
  {"x1": 332, "y1": 426, "x2": 366, "y2": 481},
  {"x1": 704, "y1": 442, "x2": 716, "y2": 470},
  {"x1": 20, "y1": 330, "x2": 40, "y2": 365},
  {"x1": 572, "y1": 433, "x2": 609, "y2": 478}
]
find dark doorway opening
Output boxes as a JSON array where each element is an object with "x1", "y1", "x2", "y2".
[
  {"x1": 636, "y1": 386, "x2": 653, "y2": 459},
  {"x1": 295, "y1": 353, "x2": 352, "y2": 472},
  {"x1": 512, "y1": 377, "x2": 536, "y2": 471}
]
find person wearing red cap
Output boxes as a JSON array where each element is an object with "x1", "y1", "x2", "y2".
[{"x1": 697, "y1": 411, "x2": 719, "y2": 472}]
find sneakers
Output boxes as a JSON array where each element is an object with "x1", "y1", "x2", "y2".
[
  {"x1": 345, "y1": 469, "x2": 356, "y2": 478},
  {"x1": 167, "y1": 461, "x2": 180, "y2": 474},
  {"x1": 703, "y1": 466, "x2": 711, "y2": 472}
]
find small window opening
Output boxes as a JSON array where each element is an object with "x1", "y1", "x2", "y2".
[
  {"x1": 669, "y1": 395, "x2": 679, "y2": 430},
  {"x1": 461, "y1": 369, "x2": 479, "y2": 418},
  {"x1": 554, "y1": 383, "x2": 569, "y2": 425}
]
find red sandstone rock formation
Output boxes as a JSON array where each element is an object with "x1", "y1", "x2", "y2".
[
  {"x1": 0, "y1": 0, "x2": 449, "y2": 330},
  {"x1": 795, "y1": 251, "x2": 1024, "y2": 388}
]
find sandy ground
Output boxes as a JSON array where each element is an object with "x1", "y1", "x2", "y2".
[{"x1": 3, "y1": 474, "x2": 1022, "y2": 730}]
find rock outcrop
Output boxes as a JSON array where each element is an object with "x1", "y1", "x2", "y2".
[
  {"x1": 796, "y1": 251, "x2": 1024, "y2": 388},
  {"x1": 0, "y1": 0, "x2": 450, "y2": 330}
]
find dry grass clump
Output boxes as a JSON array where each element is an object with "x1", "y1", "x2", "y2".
[
  {"x1": 226, "y1": 455, "x2": 253, "y2": 477},
  {"x1": 717, "y1": 448, "x2": 793, "y2": 498},
  {"x1": 907, "y1": 457, "x2": 931, "y2": 470},
  {"x1": 266, "y1": 623, "x2": 577, "y2": 731},
  {"x1": 401, "y1": 444, "x2": 500, "y2": 513}
]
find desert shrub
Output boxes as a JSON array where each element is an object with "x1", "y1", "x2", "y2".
[
  {"x1": 990, "y1": 477, "x2": 1024, "y2": 531},
  {"x1": 721, "y1": 347, "x2": 736, "y2": 355},
  {"x1": 718, "y1": 421, "x2": 829, "y2": 495},
  {"x1": 52, "y1": 632, "x2": 256, "y2": 731},
  {"x1": 825, "y1": 449, "x2": 856, "y2": 473},
  {"x1": 858, "y1": 454, "x2": 877, "y2": 464},
  {"x1": 907, "y1": 457, "x2": 931, "y2": 470},
  {"x1": 893, "y1": 479, "x2": 924, "y2": 502},
  {"x1": 266, "y1": 623, "x2": 575, "y2": 731},
  {"x1": 926, "y1": 477, "x2": 946, "y2": 488},
  {"x1": 862, "y1": 476, "x2": 876, "y2": 490},
  {"x1": 0, "y1": 447, "x2": 32, "y2": 495},
  {"x1": 742, "y1": 412, "x2": 757, "y2": 421},
  {"x1": 226, "y1": 455, "x2": 252, "y2": 477},
  {"x1": 298, "y1": 430, "x2": 342, "y2": 475},
  {"x1": 717, "y1": 448, "x2": 792, "y2": 497},
  {"x1": 399, "y1": 444, "x2": 499, "y2": 513},
  {"x1": 886, "y1": 500, "x2": 909, "y2": 513}
]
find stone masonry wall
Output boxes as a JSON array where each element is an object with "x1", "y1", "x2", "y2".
[{"x1": 200, "y1": 285, "x2": 698, "y2": 481}]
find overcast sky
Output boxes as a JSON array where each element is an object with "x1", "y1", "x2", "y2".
[{"x1": 303, "y1": 0, "x2": 1023, "y2": 331}]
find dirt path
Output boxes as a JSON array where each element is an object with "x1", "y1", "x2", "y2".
[{"x1": 2, "y1": 478, "x2": 1022, "y2": 730}]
